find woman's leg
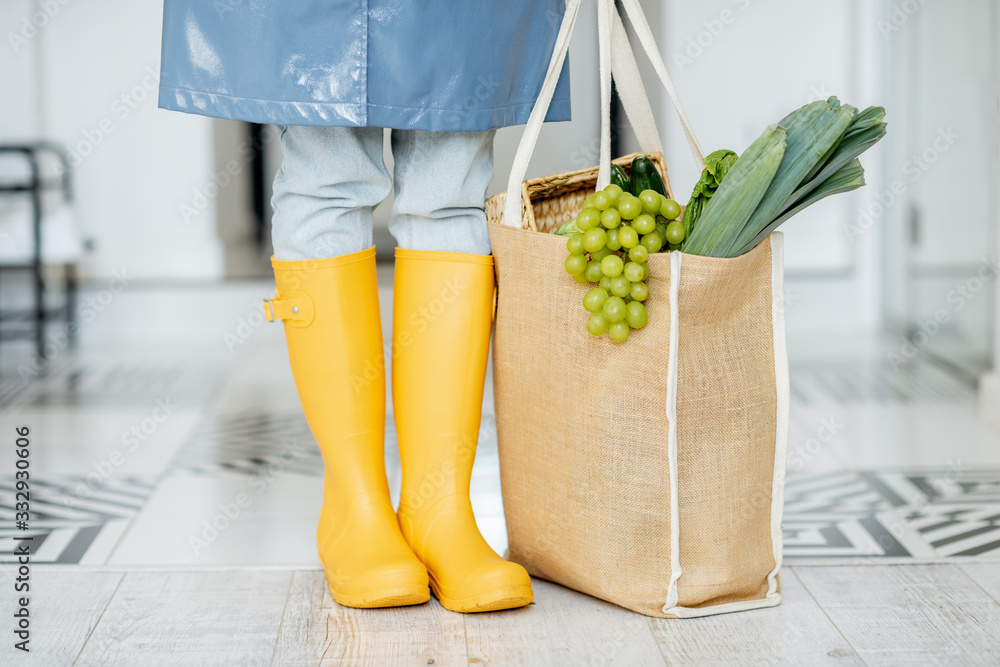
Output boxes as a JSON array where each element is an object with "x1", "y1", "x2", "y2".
[
  {"x1": 267, "y1": 125, "x2": 428, "y2": 608},
  {"x1": 271, "y1": 125, "x2": 390, "y2": 260},
  {"x1": 387, "y1": 129, "x2": 494, "y2": 255},
  {"x1": 389, "y1": 130, "x2": 533, "y2": 612}
]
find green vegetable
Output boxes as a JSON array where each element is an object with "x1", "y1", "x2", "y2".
[
  {"x1": 785, "y1": 105, "x2": 886, "y2": 209},
  {"x1": 682, "y1": 125, "x2": 787, "y2": 257},
  {"x1": 725, "y1": 98, "x2": 854, "y2": 256},
  {"x1": 735, "y1": 158, "x2": 866, "y2": 256},
  {"x1": 681, "y1": 97, "x2": 887, "y2": 258},
  {"x1": 629, "y1": 155, "x2": 666, "y2": 197},
  {"x1": 554, "y1": 218, "x2": 582, "y2": 236},
  {"x1": 680, "y1": 197, "x2": 703, "y2": 238},
  {"x1": 680, "y1": 149, "x2": 737, "y2": 238},
  {"x1": 610, "y1": 163, "x2": 631, "y2": 192}
]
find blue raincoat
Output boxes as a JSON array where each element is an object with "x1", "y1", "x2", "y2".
[{"x1": 158, "y1": 1, "x2": 571, "y2": 131}]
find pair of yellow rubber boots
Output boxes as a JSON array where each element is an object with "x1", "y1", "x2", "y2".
[{"x1": 265, "y1": 246, "x2": 531, "y2": 612}]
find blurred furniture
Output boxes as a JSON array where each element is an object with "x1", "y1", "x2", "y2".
[{"x1": 0, "y1": 143, "x2": 83, "y2": 358}]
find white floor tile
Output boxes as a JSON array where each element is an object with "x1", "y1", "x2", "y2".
[
  {"x1": 795, "y1": 404, "x2": 1000, "y2": 468},
  {"x1": 0, "y1": 406, "x2": 200, "y2": 478},
  {"x1": 108, "y1": 471, "x2": 322, "y2": 566},
  {"x1": 76, "y1": 281, "x2": 276, "y2": 352},
  {"x1": 209, "y1": 345, "x2": 303, "y2": 414}
]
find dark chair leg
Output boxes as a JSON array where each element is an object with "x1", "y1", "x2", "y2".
[
  {"x1": 34, "y1": 263, "x2": 44, "y2": 359},
  {"x1": 28, "y1": 151, "x2": 45, "y2": 359},
  {"x1": 65, "y1": 263, "x2": 78, "y2": 346}
]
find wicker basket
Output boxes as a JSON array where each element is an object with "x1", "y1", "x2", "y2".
[{"x1": 488, "y1": 152, "x2": 672, "y2": 234}]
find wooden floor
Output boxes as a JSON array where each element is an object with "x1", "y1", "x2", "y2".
[{"x1": 8, "y1": 563, "x2": 1000, "y2": 666}]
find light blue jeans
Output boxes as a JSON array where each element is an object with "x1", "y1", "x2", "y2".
[{"x1": 271, "y1": 126, "x2": 495, "y2": 260}]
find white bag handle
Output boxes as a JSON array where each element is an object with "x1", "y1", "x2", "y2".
[
  {"x1": 503, "y1": 0, "x2": 583, "y2": 228},
  {"x1": 611, "y1": 5, "x2": 662, "y2": 157},
  {"x1": 503, "y1": 0, "x2": 704, "y2": 228},
  {"x1": 596, "y1": 0, "x2": 612, "y2": 190},
  {"x1": 618, "y1": 0, "x2": 704, "y2": 167}
]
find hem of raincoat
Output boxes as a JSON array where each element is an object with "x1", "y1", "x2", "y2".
[{"x1": 158, "y1": 85, "x2": 571, "y2": 130}]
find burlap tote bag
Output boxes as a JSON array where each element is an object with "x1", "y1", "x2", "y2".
[{"x1": 486, "y1": 0, "x2": 789, "y2": 618}]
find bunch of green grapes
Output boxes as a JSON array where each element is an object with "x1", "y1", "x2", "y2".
[{"x1": 563, "y1": 185, "x2": 685, "y2": 342}]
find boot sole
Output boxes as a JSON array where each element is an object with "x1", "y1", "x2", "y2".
[
  {"x1": 433, "y1": 584, "x2": 534, "y2": 613},
  {"x1": 331, "y1": 584, "x2": 430, "y2": 609}
]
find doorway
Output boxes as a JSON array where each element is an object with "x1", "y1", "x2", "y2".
[{"x1": 882, "y1": 0, "x2": 998, "y2": 375}]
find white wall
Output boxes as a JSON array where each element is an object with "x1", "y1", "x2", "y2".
[
  {"x1": 984, "y1": 168, "x2": 1000, "y2": 428},
  {"x1": 1, "y1": 0, "x2": 224, "y2": 280},
  {"x1": 881, "y1": 0, "x2": 997, "y2": 361},
  {"x1": 985, "y1": 238, "x2": 1000, "y2": 428},
  {"x1": 0, "y1": 0, "x2": 41, "y2": 137}
]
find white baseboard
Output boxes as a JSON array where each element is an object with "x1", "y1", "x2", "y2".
[{"x1": 980, "y1": 373, "x2": 1000, "y2": 432}]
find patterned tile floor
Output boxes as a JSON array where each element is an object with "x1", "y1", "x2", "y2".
[
  {"x1": 782, "y1": 468, "x2": 1000, "y2": 562},
  {"x1": 0, "y1": 477, "x2": 155, "y2": 565},
  {"x1": 0, "y1": 281, "x2": 998, "y2": 567}
]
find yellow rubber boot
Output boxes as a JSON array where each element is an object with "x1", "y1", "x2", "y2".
[
  {"x1": 266, "y1": 247, "x2": 429, "y2": 608},
  {"x1": 392, "y1": 248, "x2": 533, "y2": 613}
]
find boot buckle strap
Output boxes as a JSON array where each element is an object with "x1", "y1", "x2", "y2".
[{"x1": 262, "y1": 291, "x2": 314, "y2": 327}]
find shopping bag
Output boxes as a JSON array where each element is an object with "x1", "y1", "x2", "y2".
[{"x1": 486, "y1": 0, "x2": 789, "y2": 618}]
